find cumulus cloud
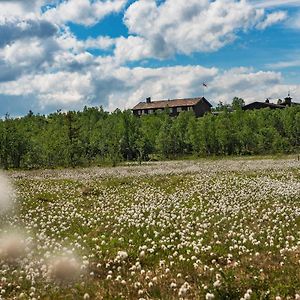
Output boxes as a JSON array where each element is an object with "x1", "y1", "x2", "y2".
[
  {"x1": 114, "y1": 36, "x2": 155, "y2": 63},
  {"x1": 107, "y1": 65, "x2": 218, "y2": 110},
  {"x1": 0, "y1": 71, "x2": 93, "y2": 110},
  {"x1": 0, "y1": 18, "x2": 57, "y2": 48},
  {"x1": 43, "y1": 0, "x2": 127, "y2": 26},
  {"x1": 209, "y1": 67, "x2": 284, "y2": 102},
  {"x1": 1, "y1": 61, "x2": 296, "y2": 114},
  {"x1": 0, "y1": 37, "x2": 59, "y2": 82},
  {"x1": 119, "y1": 0, "x2": 266, "y2": 61},
  {"x1": 106, "y1": 66, "x2": 294, "y2": 110},
  {"x1": 0, "y1": 7, "x2": 59, "y2": 82},
  {"x1": 0, "y1": 0, "x2": 296, "y2": 116}
]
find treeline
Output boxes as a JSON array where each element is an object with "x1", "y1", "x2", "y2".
[{"x1": 0, "y1": 105, "x2": 299, "y2": 169}]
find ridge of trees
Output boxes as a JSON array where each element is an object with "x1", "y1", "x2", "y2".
[{"x1": 0, "y1": 102, "x2": 299, "y2": 169}]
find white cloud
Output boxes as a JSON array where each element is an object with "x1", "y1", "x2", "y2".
[
  {"x1": 288, "y1": 11, "x2": 300, "y2": 29},
  {"x1": 119, "y1": 0, "x2": 268, "y2": 61},
  {"x1": 85, "y1": 36, "x2": 115, "y2": 50},
  {"x1": 0, "y1": 37, "x2": 59, "y2": 82},
  {"x1": 0, "y1": 0, "x2": 48, "y2": 18},
  {"x1": 1, "y1": 61, "x2": 297, "y2": 113},
  {"x1": 267, "y1": 59, "x2": 300, "y2": 69},
  {"x1": 0, "y1": 0, "x2": 297, "y2": 115},
  {"x1": 114, "y1": 36, "x2": 154, "y2": 63},
  {"x1": 256, "y1": 11, "x2": 287, "y2": 29},
  {"x1": 0, "y1": 17, "x2": 58, "y2": 48},
  {"x1": 43, "y1": 0, "x2": 126, "y2": 26},
  {"x1": 209, "y1": 67, "x2": 283, "y2": 102},
  {"x1": 90, "y1": 66, "x2": 299, "y2": 109},
  {"x1": 251, "y1": 0, "x2": 300, "y2": 8},
  {"x1": 0, "y1": 71, "x2": 93, "y2": 109},
  {"x1": 107, "y1": 65, "x2": 219, "y2": 110}
]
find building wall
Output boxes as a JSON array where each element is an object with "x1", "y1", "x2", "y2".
[
  {"x1": 133, "y1": 102, "x2": 211, "y2": 117},
  {"x1": 193, "y1": 101, "x2": 211, "y2": 117}
]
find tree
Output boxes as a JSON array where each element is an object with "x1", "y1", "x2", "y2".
[{"x1": 232, "y1": 97, "x2": 245, "y2": 110}]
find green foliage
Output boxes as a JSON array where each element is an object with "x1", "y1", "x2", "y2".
[
  {"x1": 0, "y1": 105, "x2": 299, "y2": 169},
  {"x1": 232, "y1": 96, "x2": 245, "y2": 110}
]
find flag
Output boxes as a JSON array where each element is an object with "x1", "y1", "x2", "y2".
[{"x1": 203, "y1": 82, "x2": 207, "y2": 87}]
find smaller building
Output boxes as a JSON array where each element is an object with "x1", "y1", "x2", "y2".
[
  {"x1": 132, "y1": 96, "x2": 212, "y2": 117},
  {"x1": 243, "y1": 94, "x2": 299, "y2": 111}
]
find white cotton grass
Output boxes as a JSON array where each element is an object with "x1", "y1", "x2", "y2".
[
  {"x1": 115, "y1": 250, "x2": 128, "y2": 262},
  {"x1": 0, "y1": 172, "x2": 15, "y2": 215},
  {"x1": 47, "y1": 253, "x2": 81, "y2": 283}
]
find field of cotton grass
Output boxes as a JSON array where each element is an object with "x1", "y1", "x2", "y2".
[{"x1": 1, "y1": 158, "x2": 300, "y2": 299}]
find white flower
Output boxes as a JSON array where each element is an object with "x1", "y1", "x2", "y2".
[
  {"x1": 178, "y1": 282, "x2": 190, "y2": 297},
  {"x1": 213, "y1": 280, "x2": 221, "y2": 288},
  {"x1": 170, "y1": 282, "x2": 177, "y2": 288},
  {"x1": 116, "y1": 251, "x2": 128, "y2": 261},
  {"x1": 206, "y1": 293, "x2": 215, "y2": 300}
]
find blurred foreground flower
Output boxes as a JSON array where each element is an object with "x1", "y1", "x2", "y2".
[
  {"x1": 0, "y1": 173, "x2": 15, "y2": 215},
  {"x1": 0, "y1": 232, "x2": 27, "y2": 263},
  {"x1": 48, "y1": 254, "x2": 81, "y2": 283}
]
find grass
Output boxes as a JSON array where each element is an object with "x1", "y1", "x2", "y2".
[{"x1": 1, "y1": 157, "x2": 300, "y2": 299}]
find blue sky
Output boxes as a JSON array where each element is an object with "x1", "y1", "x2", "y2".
[{"x1": 0, "y1": 0, "x2": 300, "y2": 116}]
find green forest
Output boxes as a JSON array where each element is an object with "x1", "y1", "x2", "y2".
[{"x1": 0, "y1": 104, "x2": 299, "y2": 169}]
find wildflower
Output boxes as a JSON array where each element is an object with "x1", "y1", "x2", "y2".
[
  {"x1": 170, "y1": 282, "x2": 177, "y2": 288},
  {"x1": 213, "y1": 280, "x2": 221, "y2": 288},
  {"x1": 116, "y1": 251, "x2": 128, "y2": 261},
  {"x1": 206, "y1": 293, "x2": 215, "y2": 300},
  {"x1": 178, "y1": 282, "x2": 190, "y2": 297}
]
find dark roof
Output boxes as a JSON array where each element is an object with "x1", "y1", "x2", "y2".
[
  {"x1": 242, "y1": 102, "x2": 286, "y2": 110},
  {"x1": 132, "y1": 97, "x2": 212, "y2": 110}
]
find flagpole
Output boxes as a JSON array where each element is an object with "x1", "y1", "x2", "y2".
[{"x1": 202, "y1": 82, "x2": 207, "y2": 98}]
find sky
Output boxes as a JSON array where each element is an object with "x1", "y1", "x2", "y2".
[{"x1": 0, "y1": 0, "x2": 300, "y2": 116}]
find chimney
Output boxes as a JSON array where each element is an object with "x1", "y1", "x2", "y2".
[
  {"x1": 146, "y1": 97, "x2": 151, "y2": 103},
  {"x1": 265, "y1": 98, "x2": 270, "y2": 103},
  {"x1": 284, "y1": 93, "x2": 292, "y2": 106}
]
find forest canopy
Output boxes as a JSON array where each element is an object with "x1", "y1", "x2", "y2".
[{"x1": 0, "y1": 105, "x2": 299, "y2": 169}]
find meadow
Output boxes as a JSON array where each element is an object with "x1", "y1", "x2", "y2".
[{"x1": 1, "y1": 158, "x2": 300, "y2": 299}]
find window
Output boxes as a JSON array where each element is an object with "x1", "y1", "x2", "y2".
[
  {"x1": 149, "y1": 109, "x2": 153, "y2": 114},
  {"x1": 177, "y1": 107, "x2": 182, "y2": 112},
  {"x1": 172, "y1": 107, "x2": 177, "y2": 114},
  {"x1": 187, "y1": 106, "x2": 193, "y2": 111}
]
